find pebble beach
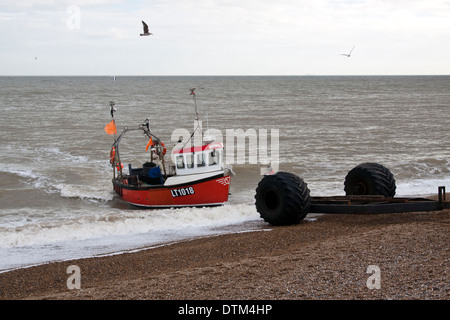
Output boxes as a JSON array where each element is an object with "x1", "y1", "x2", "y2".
[{"x1": 0, "y1": 205, "x2": 448, "y2": 300}]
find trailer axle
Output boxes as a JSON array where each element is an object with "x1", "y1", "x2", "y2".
[{"x1": 310, "y1": 186, "x2": 449, "y2": 214}]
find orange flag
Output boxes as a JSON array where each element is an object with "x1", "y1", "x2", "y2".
[
  {"x1": 146, "y1": 137, "x2": 154, "y2": 152},
  {"x1": 104, "y1": 120, "x2": 117, "y2": 135}
]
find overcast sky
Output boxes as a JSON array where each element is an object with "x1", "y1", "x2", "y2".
[{"x1": 1, "y1": 0, "x2": 449, "y2": 76}]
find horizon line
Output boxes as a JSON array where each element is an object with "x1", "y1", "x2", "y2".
[{"x1": 1, "y1": 74, "x2": 449, "y2": 77}]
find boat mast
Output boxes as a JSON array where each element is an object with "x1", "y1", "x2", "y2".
[
  {"x1": 142, "y1": 119, "x2": 167, "y2": 177},
  {"x1": 190, "y1": 88, "x2": 199, "y2": 121},
  {"x1": 109, "y1": 101, "x2": 122, "y2": 179},
  {"x1": 187, "y1": 88, "x2": 205, "y2": 146}
]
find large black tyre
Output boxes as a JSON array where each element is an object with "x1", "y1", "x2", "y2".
[
  {"x1": 344, "y1": 163, "x2": 396, "y2": 197},
  {"x1": 255, "y1": 172, "x2": 311, "y2": 226}
]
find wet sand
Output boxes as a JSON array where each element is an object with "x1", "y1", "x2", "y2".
[{"x1": 0, "y1": 207, "x2": 448, "y2": 300}]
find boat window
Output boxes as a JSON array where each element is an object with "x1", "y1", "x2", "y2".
[
  {"x1": 217, "y1": 150, "x2": 222, "y2": 164},
  {"x1": 209, "y1": 149, "x2": 220, "y2": 166},
  {"x1": 196, "y1": 153, "x2": 205, "y2": 167},
  {"x1": 186, "y1": 153, "x2": 194, "y2": 168},
  {"x1": 176, "y1": 155, "x2": 185, "y2": 169}
]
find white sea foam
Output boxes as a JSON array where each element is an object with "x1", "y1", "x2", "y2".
[
  {"x1": 0, "y1": 166, "x2": 38, "y2": 180},
  {"x1": 0, "y1": 204, "x2": 260, "y2": 249},
  {"x1": 0, "y1": 204, "x2": 262, "y2": 271},
  {"x1": 39, "y1": 147, "x2": 89, "y2": 163},
  {"x1": 55, "y1": 183, "x2": 114, "y2": 201},
  {"x1": 396, "y1": 178, "x2": 450, "y2": 197}
]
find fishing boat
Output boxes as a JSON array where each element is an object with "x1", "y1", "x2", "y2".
[{"x1": 105, "y1": 91, "x2": 231, "y2": 208}]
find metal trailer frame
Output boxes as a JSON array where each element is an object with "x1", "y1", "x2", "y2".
[{"x1": 310, "y1": 186, "x2": 449, "y2": 214}]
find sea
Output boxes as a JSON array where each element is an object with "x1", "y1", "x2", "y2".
[{"x1": 0, "y1": 75, "x2": 449, "y2": 272}]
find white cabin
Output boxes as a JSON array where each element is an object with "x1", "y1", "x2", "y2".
[{"x1": 173, "y1": 142, "x2": 225, "y2": 176}]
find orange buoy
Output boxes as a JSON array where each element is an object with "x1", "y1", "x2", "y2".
[{"x1": 110, "y1": 147, "x2": 116, "y2": 164}]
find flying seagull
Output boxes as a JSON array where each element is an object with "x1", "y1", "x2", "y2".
[
  {"x1": 140, "y1": 20, "x2": 153, "y2": 36},
  {"x1": 340, "y1": 45, "x2": 355, "y2": 57}
]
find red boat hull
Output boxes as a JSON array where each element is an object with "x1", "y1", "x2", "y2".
[{"x1": 113, "y1": 173, "x2": 231, "y2": 208}]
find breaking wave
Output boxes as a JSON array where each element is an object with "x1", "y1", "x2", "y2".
[{"x1": 0, "y1": 204, "x2": 259, "y2": 249}]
